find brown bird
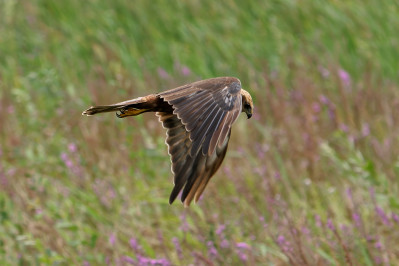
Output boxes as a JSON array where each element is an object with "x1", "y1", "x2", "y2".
[{"x1": 82, "y1": 77, "x2": 253, "y2": 206}]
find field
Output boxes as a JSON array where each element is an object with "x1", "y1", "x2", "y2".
[{"x1": 1, "y1": 0, "x2": 399, "y2": 265}]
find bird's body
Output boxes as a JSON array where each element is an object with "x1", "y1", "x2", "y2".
[{"x1": 83, "y1": 77, "x2": 253, "y2": 206}]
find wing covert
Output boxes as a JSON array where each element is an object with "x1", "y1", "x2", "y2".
[{"x1": 159, "y1": 77, "x2": 242, "y2": 156}]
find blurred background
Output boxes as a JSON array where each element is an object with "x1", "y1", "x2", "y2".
[{"x1": 1, "y1": 0, "x2": 399, "y2": 265}]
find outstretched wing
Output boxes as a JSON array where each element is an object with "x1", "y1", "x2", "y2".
[
  {"x1": 157, "y1": 77, "x2": 242, "y2": 206},
  {"x1": 159, "y1": 77, "x2": 242, "y2": 156}
]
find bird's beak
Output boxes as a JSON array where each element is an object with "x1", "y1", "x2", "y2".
[{"x1": 247, "y1": 113, "x2": 252, "y2": 119}]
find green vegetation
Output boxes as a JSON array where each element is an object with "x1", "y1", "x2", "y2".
[{"x1": 1, "y1": 0, "x2": 399, "y2": 264}]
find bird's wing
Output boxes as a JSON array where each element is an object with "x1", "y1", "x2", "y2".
[
  {"x1": 159, "y1": 77, "x2": 242, "y2": 156},
  {"x1": 157, "y1": 77, "x2": 242, "y2": 206},
  {"x1": 156, "y1": 112, "x2": 231, "y2": 206}
]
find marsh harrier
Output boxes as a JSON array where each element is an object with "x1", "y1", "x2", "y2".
[{"x1": 83, "y1": 77, "x2": 253, "y2": 206}]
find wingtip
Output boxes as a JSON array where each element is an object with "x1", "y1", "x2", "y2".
[
  {"x1": 168, "y1": 196, "x2": 191, "y2": 208},
  {"x1": 169, "y1": 193, "x2": 178, "y2": 205}
]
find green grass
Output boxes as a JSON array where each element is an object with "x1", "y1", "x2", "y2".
[{"x1": 1, "y1": 0, "x2": 399, "y2": 264}]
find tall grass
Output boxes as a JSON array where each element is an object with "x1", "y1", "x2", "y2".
[{"x1": 1, "y1": 0, "x2": 399, "y2": 265}]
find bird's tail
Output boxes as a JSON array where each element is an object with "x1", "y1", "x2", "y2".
[{"x1": 82, "y1": 96, "x2": 151, "y2": 118}]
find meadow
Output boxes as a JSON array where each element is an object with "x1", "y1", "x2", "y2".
[{"x1": 1, "y1": 0, "x2": 399, "y2": 265}]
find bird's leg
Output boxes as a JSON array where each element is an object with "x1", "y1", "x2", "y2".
[{"x1": 116, "y1": 107, "x2": 149, "y2": 118}]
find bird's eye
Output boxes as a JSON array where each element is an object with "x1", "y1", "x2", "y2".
[{"x1": 244, "y1": 103, "x2": 251, "y2": 109}]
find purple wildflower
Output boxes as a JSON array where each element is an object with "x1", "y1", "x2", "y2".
[
  {"x1": 339, "y1": 123, "x2": 349, "y2": 133},
  {"x1": 109, "y1": 233, "x2": 116, "y2": 246},
  {"x1": 374, "y1": 241, "x2": 382, "y2": 250},
  {"x1": 339, "y1": 224, "x2": 349, "y2": 233},
  {"x1": 61, "y1": 152, "x2": 68, "y2": 162},
  {"x1": 237, "y1": 252, "x2": 248, "y2": 262},
  {"x1": 318, "y1": 66, "x2": 330, "y2": 78},
  {"x1": 129, "y1": 238, "x2": 141, "y2": 253},
  {"x1": 172, "y1": 237, "x2": 183, "y2": 259},
  {"x1": 220, "y1": 239, "x2": 229, "y2": 248},
  {"x1": 277, "y1": 235, "x2": 285, "y2": 245},
  {"x1": 181, "y1": 66, "x2": 191, "y2": 76},
  {"x1": 223, "y1": 166, "x2": 234, "y2": 179},
  {"x1": 179, "y1": 213, "x2": 189, "y2": 232},
  {"x1": 362, "y1": 123, "x2": 370, "y2": 137},
  {"x1": 255, "y1": 143, "x2": 268, "y2": 159},
  {"x1": 68, "y1": 143, "x2": 77, "y2": 153},
  {"x1": 65, "y1": 160, "x2": 73, "y2": 169},
  {"x1": 196, "y1": 193, "x2": 204, "y2": 204},
  {"x1": 375, "y1": 206, "x2": 390, "y2": 226},
  {"x1": 392, "y1": 213, "x2": 399, "y2": 224},
  {"x1": 157, "y1": 67, "x2": 169, "y2": 79},
  {"x1": 92, "y1": 179, "x2": 116, "y2": 208},
  {"x1": 345, "y1": 188, "x2": 353, "y2": 200},
  {"x1": 136, "y1": 255, "x2": 171, "y2": 265},
  {"x1": 216, "y1": 224, "x2": 226, "y2": 236},
  {"x1": 207, "y1": 241, "x2": 218, "y2": 259},
  {"x1": 235, "y1": 242, "x2": 250, "y2": 262},
  {"x1": 327, "y1": 106, "x2": 335, "y2": 120},
  {"x1": 326, "y1": 218, "x2": 335, "y2": 231},
  {"x1": 352, "y1": 212, "x2": 362, "y2": 228},
  {"x1": 274, "y1": 171, "x2": 281, "y2": 180},
  {"x1": 157, "y1": 230, "x2": 164, "y2": 245},
  {"x1": 276, "y1": 235, "x2": 292, "y2": 253},
  {"x1": 319, "y1": 94, "x2": 330, "y2": 105},
  {"x1": 60, "y1": 151, "x2": 81, "y2": 176},
  {"x1": 236, "y1": 242, "x2": 250, "y2": 249},
  {"x1": 35, "y1": 208, "x2": 43, "y2": 216},
  {"x1": 338, "y1": 68, "x2": 351, "y2": 87},
  {"x1": 153, "y1": 258, "x2": 171, "y2": 266},
  {"x1": 290, "y1": 89, "x2": 303, "y2": 102},
  {"x1": 123, "y1": 256, "x2": 135, "y2": 264},
  {"x1": 83, "y1": 261, "x2": 90, "y2": 266},
  {"x1": 312, "y1": 102, "x2": 321, "y2": 113},
  {"x1": 254, "y1": 166, "x2": 266, "y2": 176},
  {"x1": 136, "y1": 255, "x2": 150, "y2": 265},
  {"x1": 259, "y1": 216, "x2": 268, "y2": 229},
  {"x1": 383, "y1": 138, "x2": 391, "y2": 149}
]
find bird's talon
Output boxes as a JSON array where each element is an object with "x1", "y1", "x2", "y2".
[{"x1": 116, "y1": 108, "x2": 125, "y2": 118}]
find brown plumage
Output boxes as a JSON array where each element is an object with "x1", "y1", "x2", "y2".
[{"x1": 83, "y1": 77, "x2": 254, "y2": 206}]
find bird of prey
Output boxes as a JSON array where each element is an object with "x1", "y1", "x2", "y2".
[{"x1": 82, "y1": 77, "x2": 253, "y2": 206}]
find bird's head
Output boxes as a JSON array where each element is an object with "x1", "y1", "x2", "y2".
[{"x1": 241, "y1": 89, "x2": 253, "y2": 119}]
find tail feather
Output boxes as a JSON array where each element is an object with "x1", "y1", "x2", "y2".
[
  {"x1": 82, "y1": 96, "x2": 145, "y2": 116},
  {"x1": 82, "y1": 104, "x2": 125, "y2": 116}
]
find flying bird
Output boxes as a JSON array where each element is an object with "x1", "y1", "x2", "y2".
[{"x1": 82, "y1": 77, "x2": 253, "y2": 206}]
